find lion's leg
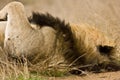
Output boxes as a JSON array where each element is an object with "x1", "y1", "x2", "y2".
[
  {"x1": 0, "y1": 2, "x2": 34, "y2": 56},
  {"x1": 0, "y1": 2, "x2": 32, "y2": 38},
  {"x1": 0, "y1": 21, "x2": 37, "y2": 47}
]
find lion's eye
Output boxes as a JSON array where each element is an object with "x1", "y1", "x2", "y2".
[{"x1": 98, "y1": 45, "x2": 114, "y2": 55}]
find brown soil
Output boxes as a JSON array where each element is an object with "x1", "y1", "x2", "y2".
[{"x1": 48, "y1": 71, "x2": 120, "y2": 80}]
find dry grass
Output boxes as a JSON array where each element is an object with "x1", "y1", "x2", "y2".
[
  {"x1": 0, "y1": 49, "x2": 29, "y2": 80},
  {"x1": 0, "y1": 46, "x2": 70, "y2": 80}
]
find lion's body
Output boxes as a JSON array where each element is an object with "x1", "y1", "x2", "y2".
[{"x1": 0, "y1": 2, "x2": 119, "y2": 71}]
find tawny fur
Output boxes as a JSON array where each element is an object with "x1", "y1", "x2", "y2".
[
  {"x1": 70, "y1": 23, "x2": 116, "y2": 64},
  {"x1": 0, "y1": 2, "x2": 119, "y2": 70}
]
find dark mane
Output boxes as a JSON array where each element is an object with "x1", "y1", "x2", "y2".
[
  {"x1": 29, "y1": 12, "x2": 66, "y2": 27},
  {"x1": 29, "y1": 12, "x2": 70, "y2": 36},
  {"x1": 28, "y1": 12, "x2": 73, "y2": 41}
]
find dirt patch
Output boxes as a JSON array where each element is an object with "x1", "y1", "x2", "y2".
[{"x1": 48, "y1": 71, "x2": 120, "y2": 80}]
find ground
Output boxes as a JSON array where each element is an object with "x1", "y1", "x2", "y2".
[
  {"x1": 48, "y1": 71, "x2": 120, "y2": 80},
  {"x1": 0, "y1": 0, "x2": 120, "y2": 80}
]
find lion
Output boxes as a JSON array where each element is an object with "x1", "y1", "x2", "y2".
[{"x1": 0, "y1": 1, "x2": 119, "y2": 71}]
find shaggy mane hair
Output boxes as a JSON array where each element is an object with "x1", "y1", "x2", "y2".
[
  {"x1": 28, "y1": 12, "x2": 73, "y2": 44},
  {"x1": 29, "y1": 12, "x2": 71, "y2": 37}
]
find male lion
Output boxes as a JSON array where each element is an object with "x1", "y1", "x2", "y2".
[{"x1": 0, "y1": 2, "x2": 119, "y2": 71}]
